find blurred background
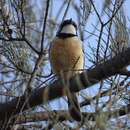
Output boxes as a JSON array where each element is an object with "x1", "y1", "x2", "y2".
[{"x1": 0, "y1": 0, "x2": 130, "y2": 129}]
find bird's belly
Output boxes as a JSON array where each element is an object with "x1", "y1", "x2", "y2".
[{"x1": 50, "y1": 38, "x2": 84, "y2": 77}]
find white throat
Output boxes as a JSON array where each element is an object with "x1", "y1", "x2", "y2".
[{"x1": 60, "y1": 25, "x2": 77, "y2": 35}]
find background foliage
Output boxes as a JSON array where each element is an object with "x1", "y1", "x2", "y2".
[{"x1": 0, "y1": 0, "x2": 130, "y2": 129}]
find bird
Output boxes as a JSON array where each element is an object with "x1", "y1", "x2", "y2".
[{"x1": 49, "y1": 19, "x2": 84, "y2": 121}]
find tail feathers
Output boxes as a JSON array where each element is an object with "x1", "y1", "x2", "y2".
[{"x1": 67, "y1": 92, "x2": 82, "y2": 121}]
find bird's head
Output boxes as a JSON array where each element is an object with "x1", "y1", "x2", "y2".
[{"x1": 56, "y1": 19, "x2": 77, "y2": 37}]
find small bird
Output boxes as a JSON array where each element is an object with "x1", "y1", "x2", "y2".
[{"x1": 49, "y1": 19, "x2": 84, "y2": 121}]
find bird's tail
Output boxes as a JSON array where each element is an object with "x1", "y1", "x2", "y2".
[{"x1": 67, "y1": 92, "x2": 82, "y2": 121}]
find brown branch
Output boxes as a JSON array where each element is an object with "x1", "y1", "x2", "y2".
[
  {"x1": 0, "y1": 47, "x2": 130, "y2": 123},
  {"x1": 10, "y1": 103, "x2": 130, "y2": 124},
  {"x1": 118, "y1": 70, "x2": 130, "y2": 76},
  {"x1": 14, "y1": 110, "x2": 71, "y2": 124}
]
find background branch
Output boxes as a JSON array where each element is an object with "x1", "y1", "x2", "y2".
[{"x1": 0, "y1": 47, "x2": 130, "y2": 123}]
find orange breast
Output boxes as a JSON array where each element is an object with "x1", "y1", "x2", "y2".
[{"x1": 49, "y1": 37, "x2": 84, "y2": 78}]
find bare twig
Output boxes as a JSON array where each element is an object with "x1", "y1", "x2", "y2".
[{"x1": 41, "y1": 0, "x2": 50, "y2": 52}]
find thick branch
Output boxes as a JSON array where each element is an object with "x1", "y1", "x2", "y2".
[
  {"x1": 0, "y1": 48, "x2": 130, "y2": 123},
  {"x1": 13, "y1": 104, "x2": 130, "y2": 124}
]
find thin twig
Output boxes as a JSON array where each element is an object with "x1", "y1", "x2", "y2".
[
  {"x1": 104, "y1": 0, "x2": 125, "y2": 26},
  {"x1": 62, "y1": 0, "x2": 72, "y2": 22},
  {"x1": 89, "y1": 0, "x2": 103, "y2": 24},
  {"x1": 41, "y1": 0, "x2": 50, "y2": 52}
]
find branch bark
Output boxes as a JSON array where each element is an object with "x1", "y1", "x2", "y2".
[
  {"x1": 12, "y1": 104, "x2": 130, "y2": 124},
  {"x1": 0, "y1": 47, "x2": 130, "y2": 123}
]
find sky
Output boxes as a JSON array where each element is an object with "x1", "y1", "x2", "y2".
[
  {"x1": 41, "y1": 0, "x2": 130, "y2": 117},
  {"x1": 1, "y1": 0, "x2": 130, "y2": 127}
]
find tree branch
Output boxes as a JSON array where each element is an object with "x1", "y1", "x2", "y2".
[
  {"x1": 12, "y1": 104, "x2": 130, "y2": 124},
  {"x1": 0, "y1": 47, "x2": 130, "y2": 123}
]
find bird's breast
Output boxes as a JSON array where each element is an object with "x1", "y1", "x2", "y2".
[{"x1": 49, "y1": 37, "x2": 84, "y2": 78}]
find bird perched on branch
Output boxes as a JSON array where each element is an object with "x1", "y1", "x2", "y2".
[{"x1": 49, "y1": 19, "x2": 84, "y2": 121}]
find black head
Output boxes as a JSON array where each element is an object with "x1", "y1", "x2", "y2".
[
  {"x1": 56, "y1": 19, "x2": 78, "y2": 38},
  {"x1": 60, "y1": 19, "x2": 77, "y2": 30}
]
